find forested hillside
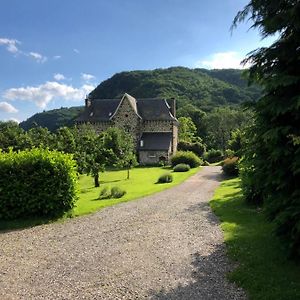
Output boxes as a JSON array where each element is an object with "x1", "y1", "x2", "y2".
[
  {"x1": 20, "y1": 67, "x2": 260, "y2": 131},
  {"x1": 20, "y1": 106, "x2": 84, "y2": 132}
]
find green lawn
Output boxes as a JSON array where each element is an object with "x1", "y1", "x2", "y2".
[
  {"x1": 210, "y1": 178, "x2": 300, "y2": 300},
  {"x1": 0, "y1": 166, "x2": 200, "y2": 231},
  {"x1": 74, "y1": 166, "x2": 200, "y2": 216}
]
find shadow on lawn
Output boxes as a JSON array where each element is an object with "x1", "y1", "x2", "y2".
[{"x1": 148, "y1": 245, "x2": 245, "y2": 300}]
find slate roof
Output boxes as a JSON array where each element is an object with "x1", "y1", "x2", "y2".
[
  {"x1": 139, "y1": 132, "x2": 172, "y2": 151},
  {"x1": 76, "y1": 93, "x2": 177, "y2": 122},
  {"x1": 76, "y1": 99, "x2": 120, "y2": 122}
]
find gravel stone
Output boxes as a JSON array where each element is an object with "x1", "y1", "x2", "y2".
[{"x1": 0, "y1": 166, "x2": 246, "y2": 299}]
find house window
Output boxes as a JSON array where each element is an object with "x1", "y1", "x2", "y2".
[
  {"x1": 148, "y1": 151, "x2": 156, "y2": 158},
  {"x1": 140, "y1": 140, "x2": 144, "y2": 147}
]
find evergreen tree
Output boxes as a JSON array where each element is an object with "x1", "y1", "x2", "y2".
[{"x1": 234, "y1": 0, "x2": 300, "y2": 257}]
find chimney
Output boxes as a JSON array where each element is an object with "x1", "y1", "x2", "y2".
[
  {"x1": 85, "y1": 96, "x2": 91, "y2": 107},
  {"x1": 169, "y1": 98, "x2": 176, "y2": 117}
]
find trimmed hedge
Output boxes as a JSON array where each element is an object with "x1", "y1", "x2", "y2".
[
  {"x1": 177, "y1": 141, "x2": 206, "y2": 157},
  {"x1": 157, "y1": 173, "x2": 173, "y2": 183},
  {"x1": 204, "y1": 149, "x2": 223, "y2": 163},
  {"x1": 171, "y1": 151, "x2": 202, "y2": 168},
  {"x1": 0, "y1": 149, "x2": 78, "y2": 220},
  {"x1": 173, "y1": 163, "x2": 190, "y2": 172}
]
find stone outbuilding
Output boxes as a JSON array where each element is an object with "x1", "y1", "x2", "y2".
[{"x1": 76, "y1": 93, "x2": 178, "y2": 164}]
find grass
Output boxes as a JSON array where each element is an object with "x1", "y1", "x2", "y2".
[
  {"x1": 74, "y1": 166, "x2": 199, "y2": 216},
  {"x1": 210, "y1": 177, "x2": 300, "y2": 300},
  {"x1": 0, "y1": 166, "x2": 200, "y2": 231}
]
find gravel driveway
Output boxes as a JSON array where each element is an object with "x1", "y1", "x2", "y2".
[{"x1": 0, "y1": 166, "x2": 245, "y2": 299}]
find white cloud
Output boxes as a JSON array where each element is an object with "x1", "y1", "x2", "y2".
[
  {"x1": 29, "y1": 52, "x2": 47, "y2": 63},
  {"x1": 0, "y1": 38, "x2": 21, "y2": 54},
  {"x1": 0, "y1": 101, "x2": 18, "y2": 113},
  {"x1": 73, "y1": 48, "x2": 80, "y2": 54},
  {"x1": 196, "y1": 51, "x2": 249, "y2": 69},
  {"x1": 81, "y1": 73, "x2": 95, "y2": 81},
  {"x1": 3, "y1": 82, "x2": 95, "y2": 109},
  {"x1": 54, "y1": 73, "x2": 66, "y2": 81},
  {"x1": 53, "y1": 55, "x2": 61, "y2": 60},
  {"x1": 7, "y1": 117, "x2": 20, "y2": 123}
]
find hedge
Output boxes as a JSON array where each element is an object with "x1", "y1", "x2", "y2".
[
  {"x1": 0, "y1": 149, "x2": 78, "y2": 220},
  {"x1": 171, "y1": 151, "x2": 202, "y2": 168}
]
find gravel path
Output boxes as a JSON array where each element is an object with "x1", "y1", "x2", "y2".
[{"x1": 0, "y1": 166, "x2": 245, "y2": 300}]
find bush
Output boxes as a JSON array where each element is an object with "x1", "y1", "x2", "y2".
[
  {"x1": 98, "y1": 186, "x2": 111, "y2": 199},
  {"x1": 171, "y1": 151, "x2": 202, "y2": 168},
  {"x1": 173, "y1": 163, "x2": 190, "y2": 172},
  {"x1": 0, "y1": 149, "x2": 78, "y2": 220},
  {"x1": 178, "y1": 141, "x2": 206, "y2": 157},
  {"x1": 204, "y1": 149, "x2": 223, "y2": 163},
  {"x1": 222, "y1": 157, "x2": 239, "y2": 176},
  {"x1": 157, "y1": 173, "x2": 173, "y2": 183},
  {"x1": 111, "y1": 186, "x2": 126, "y2": 198}
]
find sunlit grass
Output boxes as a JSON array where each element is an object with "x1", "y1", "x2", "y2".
[
  {"x1": 210, "y1": 178, "x2": 300, "y2": 300},
  {"x1": 0, "y1": 166, "x2": 200, "y2": 231},
  {"x1": 74, "y1": 166, "x2": 200, "y2": 216}
]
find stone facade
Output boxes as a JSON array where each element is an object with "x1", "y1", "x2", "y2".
[{"x1": 76, "y1": 93, "x2": 178, "y2": 165}]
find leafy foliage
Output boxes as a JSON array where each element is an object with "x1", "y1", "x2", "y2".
[
  {"x1": 157, "y1": 173, "x2": 173, "y2": 184},
  {"x1": 0, "y1": 149, "x2": 78, "y2": 220},
  {"x1": 177, "y1": 141, "x2": 206, "y2": 157},
  {"x1": 111, "y1": 186, "x2": 127, "y2": 198},
  {"x1": 204, "y1": 149, "x2": 223, "y2": 163},
  {"x1": 235, "y1": 0, "x2": 300, "y2": 257},
  {"x1": 171, "y1": 151, "x2": 202, "y2": 168},
  {"x1": 173, "y1": 163, "x2": 190, "y2": 172},
  {"x1": 20, "y1": 106, "x2": 84, "y2": 131},
  {"x1": 222, "y1": 157, "x2": 239, "y2": 177}
]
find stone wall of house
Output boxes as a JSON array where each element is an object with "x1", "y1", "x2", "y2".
[
  {"x1": 92, "y1": 121, "x2": 114, "y2": 133},
  {"x1": 111, "y1": 98, "x2": 140, "y2": 145},
  {"x1": 139, "y1": 150, "x2": 170, "y2": 165},
  {"x1": 172, "y1": 125, "x2": 178, "y2": 153},
  {"x1": 142, "y1": 120, "x2": 173, "y2": 132}
]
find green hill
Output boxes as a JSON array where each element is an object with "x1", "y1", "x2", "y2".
[
  {"x1": 20, "y1": 67, "x2": 260, "y2": 131},
  {"x1": 20, "y1": 106, "x2": 84, "y2": 132}
]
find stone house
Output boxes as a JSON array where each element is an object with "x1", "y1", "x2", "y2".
[{"x1": 76, "y1": 93, "x2": 178, "y2": 164}]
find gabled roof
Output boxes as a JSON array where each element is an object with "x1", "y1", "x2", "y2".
[
  {"x1": 110, "y1": 93, "x2": 142, "y2": 120},
  {"x1": 76, "y1": 93, "x2": 177, "y2": 122},
  {"x1": 139, "y1": 132, "x2": 172, "y2": 151},
  {"x1": 76, "y1": 99, "x2": 120, "y2": 122}
]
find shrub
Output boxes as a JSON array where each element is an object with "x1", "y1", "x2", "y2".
[
  {"x1": 157, "y1": 173, "x2": 173, "y2": 183},
  {"x1": 0, "y1": 148, "x2": 78, "y2": 220},
  {"x1": 171, "y1": 151, "x2": 202, "y2": 168},
  {"x1": 98, "y1": 186, "x2": 111, "y2": 199},
  {"x1": 111, "y1": 186, "x2": 126, "y2": 198},
  {"x1": 222, "y1": 157, "x2": 239, "y2": 176},
  {"x1": 202, "y1": 160, "x2": 210, "y2": 166},
  {"x1": 178, "y1": 141, "x2": 206, "y2": 157},
  {"x1": 204, "y1": 149, "x2": 223, "y2": 163},
  {"x1": 173, "y1": 163, "x2": 190, "y2": 172}
]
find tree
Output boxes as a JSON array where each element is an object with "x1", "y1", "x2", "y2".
[
  {"x1": 178, "y1": 117, "x2": 197, "y2": 143},
  {"x1": 204, "y1": 107, "x2": 251, "y2": 152},
  {"x1": 0, "y1": 121, "x2": 27, "y2": 151},
  {"x1": 234, "y1": 0, "x2": 300, "y2": 257},
  {"x1": 102, "y1": 127, "x2": 136, "y2": 179}
]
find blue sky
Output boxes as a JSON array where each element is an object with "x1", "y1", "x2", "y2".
[{"x1": 0, "y1": 0, "x2": 275, "y2": 122}]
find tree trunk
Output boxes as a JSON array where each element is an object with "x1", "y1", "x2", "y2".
[
  {"x1": 94, "y1": 173, "x2": 100, "y2": 187},
  {"x1": 127, "y1": 168, "x2": 130, "y2": 180}
]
